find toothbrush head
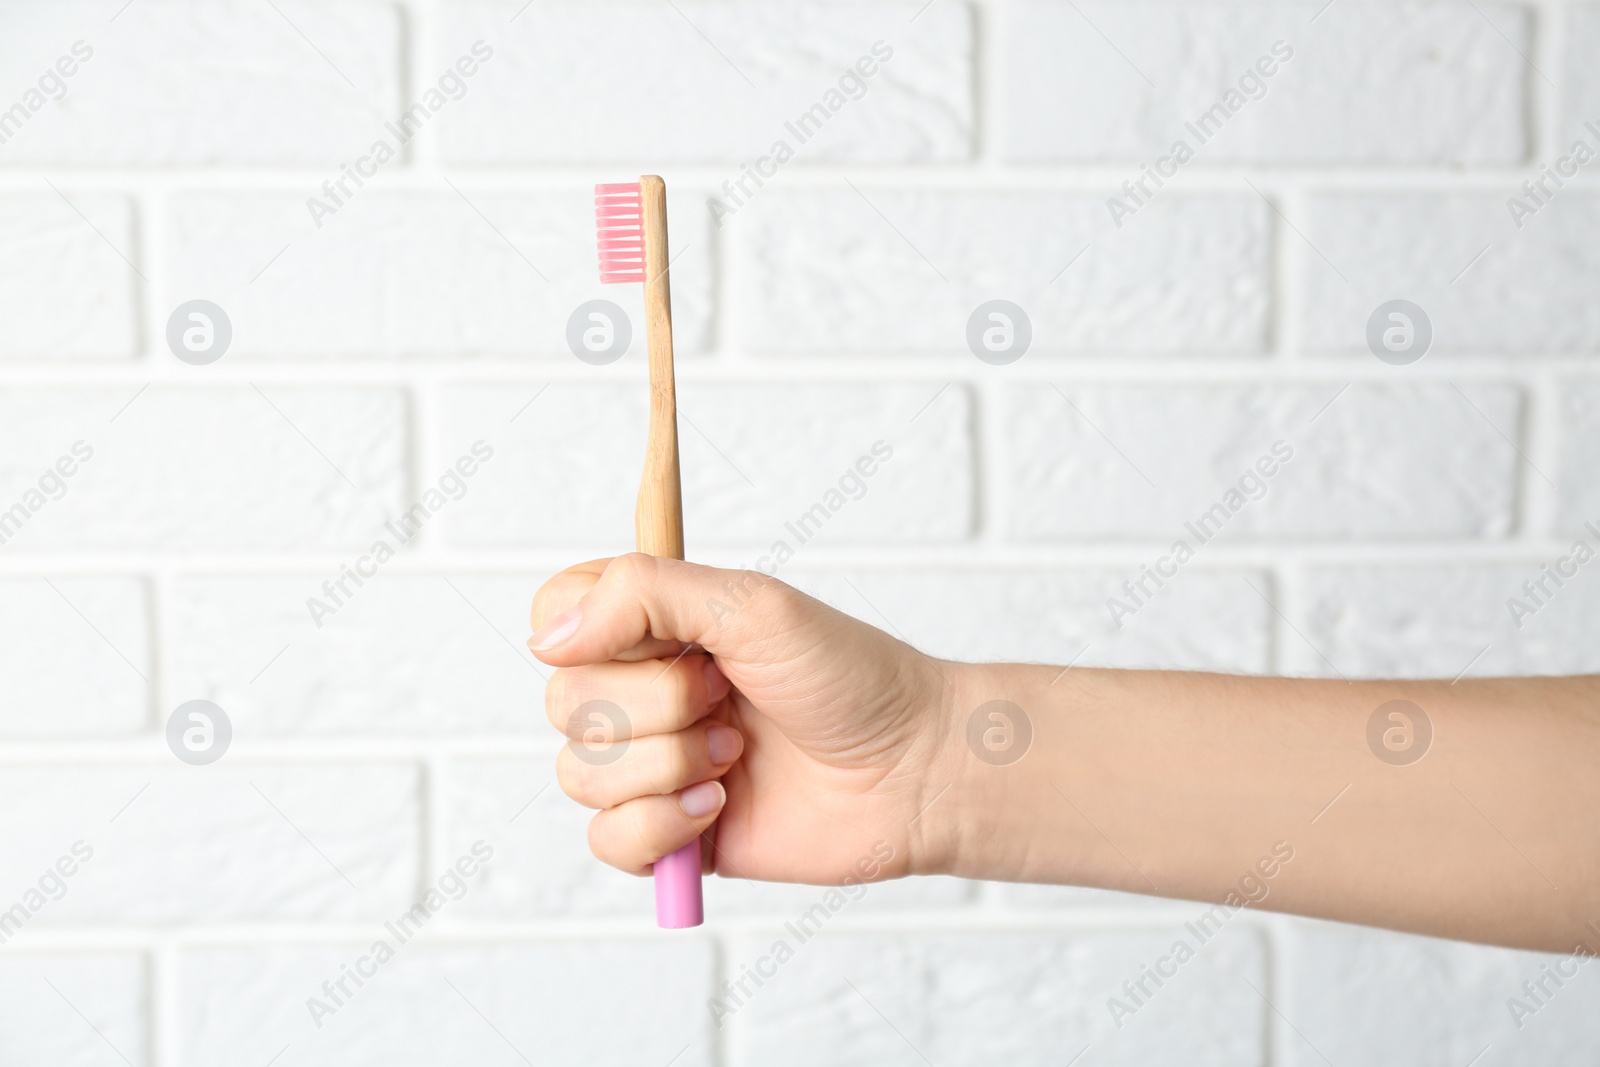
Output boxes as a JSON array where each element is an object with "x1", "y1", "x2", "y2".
[{"x1": 594, "y1": 181, "x2": 646, "y2": 284}]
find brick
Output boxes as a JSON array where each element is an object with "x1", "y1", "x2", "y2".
[
  {"x1": 0, "y1": 1, "x2": 400, "y2": 165},
  {"x1": 0, "y1": 953, "x2": 147, "y2": 1067},
  {"x1": 0, "y1": 763, "x2": 417, "y2": 923},
  {"x1": 442, "y1": 757, "x2": 651, "y2": 918},
  {"x1": 437, "y1": 2, "x2": 972, "y2": 163},
  {"x1": 1561, "y1": 5, "x2": 1600, "y2": 150},
  {"x1": 1287, "y1": 919, "x2": 1600, "y2": 1066},
  {"x1": 1294, "y1": 565, "x2": 1600, "y2": 679},
  {"x1": 437, "y1": 382, "x2": 973, "y2": 548},
  {"x1": 0, "y1": 388, "x2": 407, "y2": 551},
  {"x1": 1301, "y1": 194, "x2": 1600, "y2": 354},
  {"x1": 1005, "y1": 384, "x2": 1520, "y2": 541},
  {"x1": 0, "y1": 195, "x2": 136, "y2": 359},
  {"x1": 736, "y1": 191, "x2": 1270, "y2": 354},
  {"x1": 170, "y1": 573, "x2": 547, "y2": 737},
  {"x1": 727, "y1": 927, "x2": 1265, "y2": 1065},
  {"x1": 179, "y1": 941, "x2": 714, "y2": 1066},
  {"x1": 1002, "y1": 3, "x2": 1526, "y2": 164},
  {"x1": 788, "y1": 568, "x2": 1272, "y2": 674},
  {"x1": 0, "y1": 577, "x2": 149, "y2": 736},
  {"x1": 1558, "y1": 380, "x2": 1600, "y2": 532},
  {"x1": 163, "y1": 190, "x2": 712, "y2": 358}
]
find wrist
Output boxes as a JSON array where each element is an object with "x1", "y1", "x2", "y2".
[{"x1": 907, "y1": 659, "x2": 1059, "y2": 879}]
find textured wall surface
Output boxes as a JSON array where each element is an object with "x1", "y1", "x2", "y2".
[{"x1": 0, "y1": 0, "x2": 1597, "y2": 1064}]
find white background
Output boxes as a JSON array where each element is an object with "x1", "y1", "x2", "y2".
[{"x1": 0, "y1": 0, "x2": 1598, "y2": 1064}]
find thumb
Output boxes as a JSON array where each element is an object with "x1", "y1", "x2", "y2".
[{"x1": 529, "y1": 554, "x2": 784, "y2": 667}]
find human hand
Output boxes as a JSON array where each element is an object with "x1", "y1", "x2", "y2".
[{"x1": 529, "y1": 554, "x2": 956, "y2": 885}]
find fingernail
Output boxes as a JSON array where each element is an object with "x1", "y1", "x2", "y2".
[
  {"x1": 703, "y1": 658, "x2": 732, "y2": 704},
  {"x1": 680, "y1": 780, "x2": 724, "y2": 819},
  {"x1": 706, "y1": 724, "x2": 742, "y2": 765},
  {"x1": 530, "y1": 607, "x2": 582, "y2": 651}
]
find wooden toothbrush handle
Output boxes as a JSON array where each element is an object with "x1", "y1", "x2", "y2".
[
  {"x1": 635, "y1": 174, "x2": 683, "y2": 561},
  {"x1": 635, "y1": 176, "x2": 704, "y2": 929}
]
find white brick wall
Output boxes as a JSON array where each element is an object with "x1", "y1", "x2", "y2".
[
  {"x1": 1, "y1": 0, "x2": 1595, "y2": 1062},
  {"x1": 0, "y1": 953, "x2": 148, "y2": 1066},
  {"x1": 1006, "y1": 383, "x2": 1521, "y2": 540},
  {"x1": 439, "y1": 382, "x2": 973, "y2": 547},
  {"x1": 1286, "y1": 920, "x2": 1600, "y2": 1065},
  {"x1": 179, "y1": 941, "x2": 715, "y2": 1066},
  {"x1": 730, "y1": 927, "x2": 1267, "y2": 1065},
  {"x1": 0, "y1": 576, "x2": 149, "y2": 735},
  {"x1": 0, "y1": 763, "x2": 419, "y2": 923},
  {"x1": 1301, "y1": 194, "x2": 1600, "y2": 353},
  {"x1": 0, "y1": 195, "x2": 136, "y2": 359},
  {"x1": 736, "y1": 191, "x2": 1272, "y2": 353},
  {"x1": 437, "y1": 2, "x2": 974, "y2": 164},
  {"x1": 0, "y1": 2, "x2": 403, "y2": 165},
  {"x1": 1001, "y1": 3, "x2": 1529, "y2": 164}
]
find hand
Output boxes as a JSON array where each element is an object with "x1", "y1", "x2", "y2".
[{"x1": 528, "y1": 554, "x2": 955, "y2": 885}]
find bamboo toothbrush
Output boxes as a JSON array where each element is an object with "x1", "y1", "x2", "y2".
[{"x1": 594, "y1": 176, "x2": 703, "y2": 929}]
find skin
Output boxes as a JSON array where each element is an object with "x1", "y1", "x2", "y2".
[{"x1": 531, "y1": 554, "x2": 1600, "y2": 953}]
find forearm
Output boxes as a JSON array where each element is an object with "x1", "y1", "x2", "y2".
[{"x1": 921, "y1": 663, "x2": 1600, "y2": 951}]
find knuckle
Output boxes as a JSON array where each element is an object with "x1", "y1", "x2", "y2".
[
  {"x1": 548, "y1": 667, "x2": 620, "y2": 741},
  {"x1": 650, "y1": 736, "x2": 693, "y2": 794},
  {"x1": 588, "y1": 805, "x2": 652, "y2": 872},
  {"x1": 733, "y1": 568, "x2": 770, "y2": 595},
  {"x1": 544, "y1": 670, "x2": 574, "y2": 732},
  {"x1": 721, "y1": 568, "x2": 794, "y2": 630},
  {"x1": 765, "y1": 578, "x2": 806, "y2": 622},
  {"x1": 554, "y1": 746, "x2": 591, "y2": 806},
  {"x1": 627, "y1": 804, "x2": 660, "y2": 864},
  {"x1": 586, "y1": 812, "x2": 618, "y2": 865},
  {"x1": 609, "y1": 551, "x2": 658, "y2": 590},
  {"x1": 707, "y1": 567, "x2": 767, "y2": 613},
  {"x1": 657, "y1": 661, "x2": 696, "y2": 725}
]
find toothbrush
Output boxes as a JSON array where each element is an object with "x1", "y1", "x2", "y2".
[{"x1": 594, "y1": 176, "x2": 704, "y2": 929}]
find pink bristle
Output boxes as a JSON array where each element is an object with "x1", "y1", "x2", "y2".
[{"x1": 594, "y1": 182, "x2": 646, "y2": 284}]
